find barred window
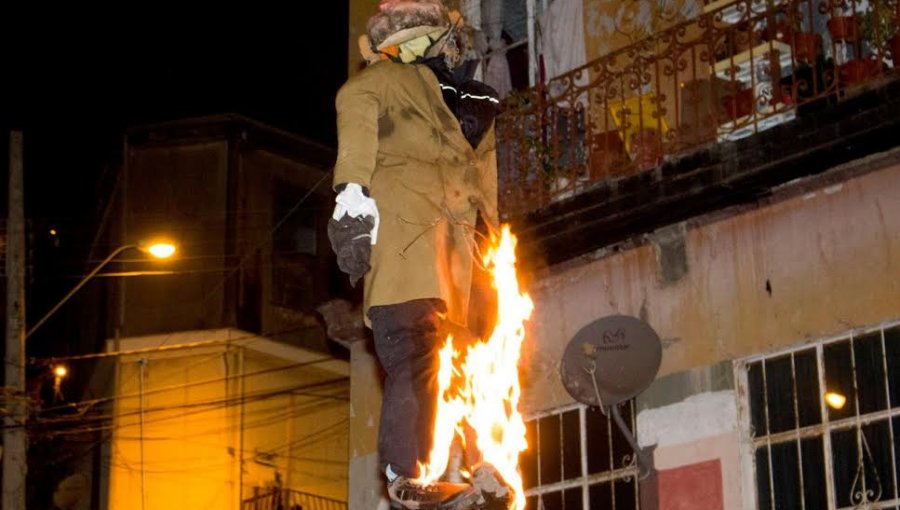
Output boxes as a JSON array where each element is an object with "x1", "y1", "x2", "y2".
[
  {"x1": 521, "y1": 402, "x2": 640, "y2": 510},
  {"x1": 738, "y1": 322, "x2": 900, "y2": 510}
]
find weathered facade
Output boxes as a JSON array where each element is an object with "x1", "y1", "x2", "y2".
[
  {"x1": 105, "y1": 115, "x2": 350, "y2": 508},
  {"x1": 115, "y1": 114, "x2": 340, "y2": 348},
  {"x1": 345, "y1": 0, "x2": 900, "y2": 509},
  {"x1": 106, "y1": 329, "x2": 349, "y2": 509},
  {"x1": 519, "y1": 152, "x2": 900, "y2": 509},
  {"x1": 44, "y1": 115, "x2": 352, "y2": 510}
]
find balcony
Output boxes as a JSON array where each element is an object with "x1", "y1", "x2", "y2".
[
  {"x1": 497, "y1": 0, "x2": 900, "y2": 263},
  {"x1": 243, "y1": 488, "x2": 347, "y2": 510}
]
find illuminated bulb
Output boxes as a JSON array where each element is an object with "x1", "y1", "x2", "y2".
[
  {"x1": 54, "y1": 365, "x2": 68, "y2": 378},
  {"x1": 825, "y1": 392, "x2": 847, "y2": 410},
  {"x1": 49, "y1": 229, "x2": 58, "y2": 236},
  {"x1": 146, "y1": 243, "x2": 176, "y2": 259}
]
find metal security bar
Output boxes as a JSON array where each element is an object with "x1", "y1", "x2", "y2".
[
  {"x1": 736, "y1": 319, "x2": 900, "y2": 510},
  {"x1": 243, "y1": 488, "x2": 347, "y2": 510},
  {"x1": 522, "y1": 402, "x2": 641, "y2": 510}
]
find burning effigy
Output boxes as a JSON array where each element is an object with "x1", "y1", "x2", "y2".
[
  {"x1": 328, "y1": 0, "x2": 531, "y2": 508},
  {"x1": 416, "y1": 226, "x2": 533, "y2": 510}
]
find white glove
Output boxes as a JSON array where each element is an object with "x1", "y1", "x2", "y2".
[{"x1": 333, "y1": 183, "x2": 380, "y2": 245}]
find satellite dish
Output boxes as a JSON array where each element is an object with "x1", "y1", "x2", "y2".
[
  {"x1": 559, "y1": 315, "x2": 662, "y2": 478},
  {"x1": 560, "y1": 315, "x2": 662, "y2": 408}
]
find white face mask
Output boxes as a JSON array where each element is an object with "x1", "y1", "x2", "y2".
[{"x1": 398, "y1": 35, "x2": 435, "y2": 63}]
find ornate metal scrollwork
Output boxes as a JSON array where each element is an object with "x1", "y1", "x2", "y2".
[{"x1": 849, "y1": 429, "x2": 882, "y2": 510}]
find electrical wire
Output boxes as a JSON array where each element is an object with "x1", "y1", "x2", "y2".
[
  {"x1": 28, "y1": 381, "x2": 349, "y2": 438},
  {"x1": 195, "y1": 170, "x2": 333, "y2": 313},
  {"x1": 38, "y1": 380, "x2": 348, "y2": 428},
  {"x1": 32, "y1": 357, "x2": 346, "y2": 417},
  {"x1": 30, "y1": 323, "x2": 325, "y2": 364}
]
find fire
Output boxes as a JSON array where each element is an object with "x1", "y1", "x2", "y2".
[{"x1": 417, "y1": 225, "x2": 533, "y2": 510}]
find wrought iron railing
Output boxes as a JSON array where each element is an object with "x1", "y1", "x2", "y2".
[
  {"x1": 242, "y1": 487, "x2": 347, "y2": 510},
  {"x1": 496, "y1": 0, "x2": 900, "y2": 219}
]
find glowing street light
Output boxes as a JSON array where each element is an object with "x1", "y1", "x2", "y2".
[
  {"x1": 26, "y1": 240, "x2": 178, "y2": 339},
  {"x1": 825, "y1": 391, "x2": 847, "y2": 410},
  {"x1": 52, "y1": 364, "x2": 69, "y2": 401},
  {"x1": 144, "y1": 242, "x2": 176, "y2": 259}
]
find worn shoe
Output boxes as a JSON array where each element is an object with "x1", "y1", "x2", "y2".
[
  {"x1": 388, "y1": 477, "x2": 480, "y2": 510},
  {"x1": 471, "y1": 464, "x2": 511, "y2": 509}
]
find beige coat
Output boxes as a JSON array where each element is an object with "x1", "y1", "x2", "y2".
[{"x1": 333, "y1": 60, "x2": 498, "y2": 326}]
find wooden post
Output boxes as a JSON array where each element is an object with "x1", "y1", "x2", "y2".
[{"x1": 4, "y1": 130, "x2": 27, "y2": 508}]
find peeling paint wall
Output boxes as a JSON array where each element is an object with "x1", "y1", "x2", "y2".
[
  {"x1": 637, "y1": 391, "x2": 736, "y2": 448},
  {"x1": 520, "y1": 161, "x2": 900, "y2": 415}
]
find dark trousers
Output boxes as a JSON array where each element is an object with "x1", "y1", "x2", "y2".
[{"x1": 368, "y1": 298, "x2": 448, "y2": 478}]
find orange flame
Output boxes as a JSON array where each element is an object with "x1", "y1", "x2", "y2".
[{"x1": 417, "y1": 225, "x2": 533, "y2": 510}]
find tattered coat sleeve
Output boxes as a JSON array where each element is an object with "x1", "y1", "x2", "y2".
[{"x1": 333, "y1": 70, "x2": 384, "y2": 189}]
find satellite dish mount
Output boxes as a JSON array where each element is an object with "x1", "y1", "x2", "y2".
[{"x1": 559, "y1": 315, "x2": 662, "y2": 478}]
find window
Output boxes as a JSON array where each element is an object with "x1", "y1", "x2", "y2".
[
  {"x1": 480, "y1": 0, "x2": 545, "y2": 94},
  {"x1": 270, "y1": 180, "x2": 318, "y2": 310},
  {"x1": 521, "y1": 401, "x2": 640, "y2": 510},
  {"x1": 737, "y1": 321, "x2": 900, "y2": 510},
  {"x1": 273, "y1": 182, "x2": 317, "y2": 258}
]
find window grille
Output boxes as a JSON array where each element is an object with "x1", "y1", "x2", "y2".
[
  {"x1": 737, "y1": 321, "x2": 900, "y2": 510},
  {"x1": 522, "y1": 401, "x2": 640, "y2": 510}
]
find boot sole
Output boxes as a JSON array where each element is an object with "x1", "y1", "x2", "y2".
[{"x1": 389, "y1": 487, "x2": 481, "y2": 510}]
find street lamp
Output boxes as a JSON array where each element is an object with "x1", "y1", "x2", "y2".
[{"x1": 25, "y1": 240, "x2": 177, "y2": 340}]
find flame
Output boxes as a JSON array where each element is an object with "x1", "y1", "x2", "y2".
[{"x1": 417, "y1": 225, "x2": 533, "y2": 510}]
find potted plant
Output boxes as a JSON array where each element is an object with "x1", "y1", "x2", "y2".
[
  {"x1": 838, "y1": 57, "x2": 881, "y2": 83},
  {"x1": 861, "y1": 0, "x2": 900, "y2": 62},
  {"x1": 793, "y1": 30, "x2": 824, "y2": 62},
  {"x1": 828, "y1": 0, "x2": 862, "y2": 42},
  {"x1": 760, "y1": 2, "x2": 824, "y2": 63},
  {"x1": 783, "y1": 6, "x2": 824, "y2": 63},
  {"x1": 721, "y1": 83, "x2": 755, "y2": 119}
]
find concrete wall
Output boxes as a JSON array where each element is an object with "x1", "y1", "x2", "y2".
[
  {"x1": 347, "y1": 341, "x2": 390, "y2": 510},
  {"x1": 635, "y1": 365, "x2": 742, "y2": 510},
  {"x1": 520, "y1": 158, "x2": 900, "y2": 415},
  {"x1": 514, "y1": 156, "x2": 900, "y2": 509}
]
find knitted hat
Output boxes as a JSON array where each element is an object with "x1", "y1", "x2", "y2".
[{"x1": 367, "y1": 0, "x2": 450, "y2": 51}]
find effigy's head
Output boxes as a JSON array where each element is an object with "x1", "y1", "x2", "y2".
[{"x1": 367, "y1": 0, "x2": 460, "y2": 64}]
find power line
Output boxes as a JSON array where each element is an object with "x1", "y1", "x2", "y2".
[
  {"x1": 36, "y1": 386, "x2": 349, "y2": 438},
  {"x1": 32, "y1": 357, "x2": 347, "y2": 416},
  {"x1": 30, "y1": 324, "x2": 325, "y2": 364},
  {"x1": 23, "y1": 378, "x2": 349, "y2": 439},
  {"x1": 196, "y1": 170, "x2": 333, "y2": 313}
]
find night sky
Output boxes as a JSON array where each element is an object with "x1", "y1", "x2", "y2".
[
  {"x1": 3, "y1": 5, "x2": 348, "y2": 213},
  {"x1": 1, "y1": 6, "x2": 349, "y2": 353}
]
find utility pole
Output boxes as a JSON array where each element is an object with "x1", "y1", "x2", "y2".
[{"x1": 4, "y1": 130, "x2": 27, "y2": 508}]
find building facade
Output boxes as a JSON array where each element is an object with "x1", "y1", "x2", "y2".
[
  {"x1": 345, "y1": 0, "x2": 900, "y2": 509},
  {"x1": 35, "y1": 115, "x2": 352, "y2": 510}
]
